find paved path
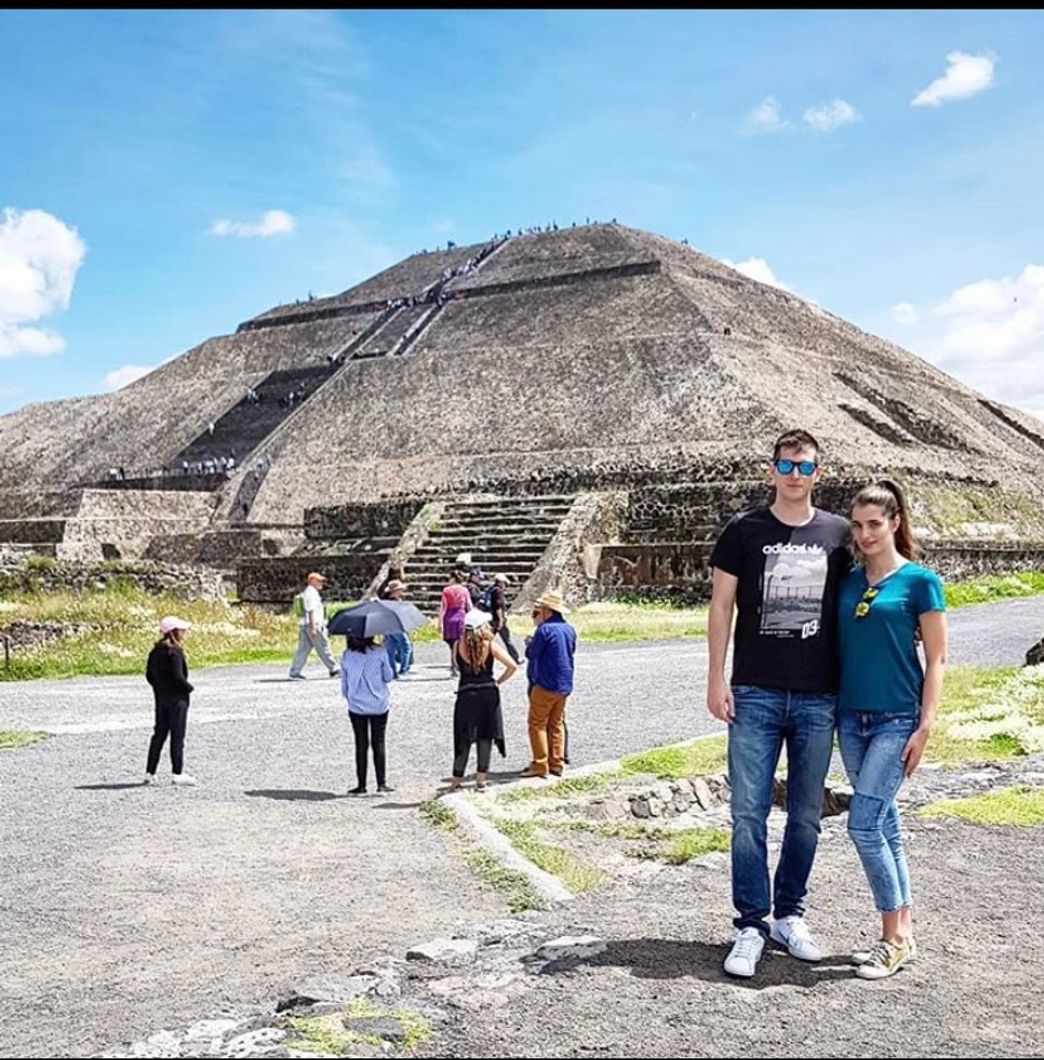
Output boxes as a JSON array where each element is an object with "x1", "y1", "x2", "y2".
[{"x1": 1, "y1": 596, "x2": 1041, "y2": 1057}]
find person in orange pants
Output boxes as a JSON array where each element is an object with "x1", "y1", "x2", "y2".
[{"x1": 522, "y1": 590, "x2": 577, "y2": 778}]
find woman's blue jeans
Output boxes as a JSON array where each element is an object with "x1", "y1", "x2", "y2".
[{"x1": 838, "y1": 710, "x2": 918, "y2": 913}]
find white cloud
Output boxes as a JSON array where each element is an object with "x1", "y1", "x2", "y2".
[
  {"x1": 0, "y1": 207, "x2": 86, "y2": 359},
  {"x1": 723, "y1": 256, "x2": 793, "y2": 292},
  {"x1": 912, "y1": 51, "x2": 996, "y2": 108},
  {"x1": 210, "y1": 209, "x2": 297, "y2": 239},
  {"x1": 892, "y1": 302, "x2": 919, "y2": 325},
  {"x1": 911, "y1": 264, "x2": 1044, "y2": 420},
  {"x1": 104, "y1": 364, "x2": 154, "y2": 391},
  {"x1": 743, "y1": 97, "x2": 786, "y2": 134},
  {"x1": 803, "y1": 98, "x2": 860, "y2": 132}
]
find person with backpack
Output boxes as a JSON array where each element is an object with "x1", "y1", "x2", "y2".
[
  {"x1": 289, "y1": 572, "x2": 338, "y2": 680},
  {"x1": 489, "y1": 573, "x2": 521, "y2": 664}
]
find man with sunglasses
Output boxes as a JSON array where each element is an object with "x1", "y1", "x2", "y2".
[{"x1": 707, "y1": 429, "x2": 851, "y2": 978}]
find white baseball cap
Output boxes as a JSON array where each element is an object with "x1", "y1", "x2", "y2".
[{"x1": 158, "y1": 615, "x2": 190, "y2": 634}]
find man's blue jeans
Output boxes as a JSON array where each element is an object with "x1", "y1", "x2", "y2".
[
  {"x1": 838, "y1": 711, "x2": 917, "y2": 913},
  {"x1": 729, "y1": 685, "x2": 837, "y2": 935},
  {"x1": 385, "y1": 632, "x2": 413, "y2": 676}
]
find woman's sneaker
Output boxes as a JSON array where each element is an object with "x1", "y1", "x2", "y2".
[
  {"x1": 852, "y1": 936, "x2": 917, "y2": 965},
  {"x1": 172, "y1": 773, "x2": 198, "y2": 787},
  {"x1": 854, "y1": 938, "x2": 911, "y2": 979},
  {"x1": 724, "y1": 927, "x2": 765, "y2": 978}
]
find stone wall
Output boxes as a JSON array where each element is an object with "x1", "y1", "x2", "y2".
[
  {"x1": 0, "y1": 557, "x2": 225, "y2": 599},
  {"x1": 304, "y1": 499, "x2": 425, "y2": 541},
  {"x1": 237, "y1": 554, "x2": 390, "y2": 607},
  {"x1": 519, "y1": 492, "x2": 628, "y2": 609},
  {"x1": 593, "y1": 540, "x2": 1044, "y2": 604}
]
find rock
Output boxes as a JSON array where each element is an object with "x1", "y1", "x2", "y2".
[
  {"x1": 691, "y1": 852, "x2": 728, "y2": 871},
  {"x1": 535, "y1": 935, "x2": 607, "y2": 961},
  {"x1": 184, "y1": 1018, "x2": 242, "y2": 1043},
  {"x1": 219, "y1": 1028, "x2": 287, "y2": 1058},
  {"x1": 631, "y1": 797, "x2": 651, "y2": 819},
  {"x1": 406, "y1": 938, "x2": 478, "y2": 965},
  {"x1": 1026, "y1": 637, "x2": 1044, "y2": 666},
  {"x1": 822, "y1": 783, "x2": 853, "y2": 818},
  {"x1": 343, "y1": 1016, "x2": 405, "y2": 1043},
  {"x1": 692, "y1": 777, "x2": 715, "y2": 810},
  {"x1": 278, "y1": 975, "x2": 377, "y2": 1010}
]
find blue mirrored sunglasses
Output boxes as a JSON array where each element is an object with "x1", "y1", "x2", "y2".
[{"x1": 774, "y1": 458, "x2": 818, "y2": 476}]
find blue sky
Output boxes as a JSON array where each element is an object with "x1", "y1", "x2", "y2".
[{"x1": 2, "y1": 9, "x2": 1043, "y2": 417}]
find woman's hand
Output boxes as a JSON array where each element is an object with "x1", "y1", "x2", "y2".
[{"x1": 901, "y1": 727, "x2": 931, "y2": 778}]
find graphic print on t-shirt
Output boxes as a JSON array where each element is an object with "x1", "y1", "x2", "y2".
[{"x1": 759, "y1": 542, "x2": 828, "y2": 639}]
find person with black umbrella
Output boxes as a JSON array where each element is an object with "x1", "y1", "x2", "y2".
[{"x1": 328, "y1": 598, "x2": 428, "y2": 797}]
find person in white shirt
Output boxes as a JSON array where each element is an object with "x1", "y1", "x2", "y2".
[{"x1": 289, "y1": 571, "x2": 338, "y2": 679}]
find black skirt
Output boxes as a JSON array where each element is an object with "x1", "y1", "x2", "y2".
[{"x1": 453, "y1": 682, "x2": 506, "y2": 758}]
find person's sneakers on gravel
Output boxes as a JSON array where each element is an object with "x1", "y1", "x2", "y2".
[
  {"x1": 854, "y1": 937, "x2": 911, "y2": 980},
  {"x1": 347, "y1": 786, "x2": 368, "y2": 797},
  {"x1": 724, "y1": 927, "x2": 765, "y2": 978},
  {"x1": 853, "y1": 935, "x2": 917, "y2": 966},
  {"x1": 770, "y1": 915, "x2": 822, "y2": 961},
  {"x1": 143, "y1": 774, "x2": 156, "y2": 785},
  {"x1": 172, "y1": 773, "x2": 197, "y2": 787}
]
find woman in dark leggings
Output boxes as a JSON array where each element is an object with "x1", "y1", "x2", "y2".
[
  {"x1": 339, "y1": 634, "x2": 395, "y2": 796},
  {"x1": 450, "y1": 610, "x2": 518, "y2": 791},
  {"x1": 145, "y1": 616, "x2": 196, "y2": 786}
]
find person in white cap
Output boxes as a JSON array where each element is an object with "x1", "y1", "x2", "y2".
[
  {"x1": 144, "y1": 616, "x2": 196, "y2": 786},
  {"x1": 289, "y1": 571, "x2": 338, "y2": 680}
]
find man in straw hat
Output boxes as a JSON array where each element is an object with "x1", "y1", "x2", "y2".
[
  {"x1": 289, "y1": 571, "x2": 338, "y2": 680},
  {"x1": 522, "y1": 588, "x2": 576, "y2": 778}
]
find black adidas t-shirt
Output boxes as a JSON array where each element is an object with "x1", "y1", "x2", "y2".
[{"x1": 710, "y1": 508, "x2": 852, "y2": 694}]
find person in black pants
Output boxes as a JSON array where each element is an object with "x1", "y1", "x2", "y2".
[
  {"x1": 339, "y1": 634, "x2": 396, "y2": 796},
  {"x1": 489, "y1": 573, "x2": 521, "y2": 664},
  {"x1": 145, "y1": 616, "x2": 196, "y2": 786}
]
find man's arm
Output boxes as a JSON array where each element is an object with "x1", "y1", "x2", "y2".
[{"x1": 707, "y1": 567, "x2": 738, "y2": 723}]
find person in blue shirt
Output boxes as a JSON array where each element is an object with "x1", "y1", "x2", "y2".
[
  {"x1": 837, "y1": 479, "x2": 947, "y2": 980},
  {"x1": 522, "y1": 589, "x2": 577, "y2": 779},
  {"x1": 340, "y1": 634, "x2": 396, "y2": 796}
]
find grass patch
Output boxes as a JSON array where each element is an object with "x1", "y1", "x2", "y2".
[
  {"x1": 558, "y1": 600, "x2": 708, "y2": 643},
  {"x1": 0, "y1": 583, "x2": 441, "y2": 680},
  {"x1": 926, "y1": 665, "x2": 1044, "y2": 767},
  {"x1": 494, "y1": 818, "x2": 607, "y2": 894},
  {"x1": 919, "y1": 786, "x2": 1044, "y2": 826},
  {"x1": 461, "y1": 845, "x2": 545, "y2": 913},
  {"x1": 0, "y1": 730, "x2": 49, "y2": 751},
  {"x1": 497, "y1": 771, "x2": 621, "y2": 804},
  {"x1": 663, "y1": 827, "x2": 731, "y2": 864},
  {"x1": 945, "y1": 572, "x2": 1044, "y2": 609},
  {"x1": 621, "y1": 735, "x2": 728, "y2": 779},
  {"x1": 393, "y1": 1007, "x2": 432, "y2": 1050},
  {"x1": 284, "y1": 1012, "x2": 361, "y2": 1054},
  {"x1": 419, "y1": 797, "x2": 458, "y2": 831}
]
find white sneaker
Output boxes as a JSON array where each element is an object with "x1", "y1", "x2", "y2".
[
  {"x1": 854, "y1": 935, "x2": 917, "y2": 965},
  {"x1": 724, "y1": 927, "x2": 765, "y2": 978},
  {"x1": 770, "y1": 915, "x2": 822, "y2": 962},
  {"x1": 172, "y1": 773, "x2": 198, "y2": 787}
]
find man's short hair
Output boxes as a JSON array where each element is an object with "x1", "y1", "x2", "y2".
[{"x1": 772, "y1": 429, "x2": 820, "y2": 462}]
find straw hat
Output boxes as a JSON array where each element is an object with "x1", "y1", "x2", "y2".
[{"x1": 536, "y1": 589, "x2": 570, "y2": 614}]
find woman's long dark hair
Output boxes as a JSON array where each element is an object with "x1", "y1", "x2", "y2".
[
  {"x1": 850, "y1": 478, "x2": 920, "y2": 560},
  {"x1": 345, "y1": 635, "x2": 376, "y2": 653},
  {"x1": 154, "y1": 630, "x2": 185, "y2": 651}
]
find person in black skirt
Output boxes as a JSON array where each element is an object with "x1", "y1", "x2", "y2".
[
  {"x1": 450, "y1": 609, "x2": 518, "y2": 791},
  {"x1": 145, "y1": 616, "x2": 197, "y2": 786}
]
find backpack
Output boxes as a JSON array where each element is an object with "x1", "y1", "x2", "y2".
[
  {"x1": 292, "y1": 591, "x2": 306, "y2": 619},
  {"x1": 476, "y1": 585, "x2": 496, "y2": 613}
]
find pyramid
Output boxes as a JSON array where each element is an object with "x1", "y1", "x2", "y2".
[{"x1": 1, "y1": 222, "x2": 1043, "y2": 575}]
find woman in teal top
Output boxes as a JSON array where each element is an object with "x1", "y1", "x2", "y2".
[{"x1": 837, "y1": 479, "x2": 947, "y2": 981}]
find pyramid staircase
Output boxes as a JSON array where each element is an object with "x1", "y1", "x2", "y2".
[{"x1": 402, "y1": 494, "x2": 576, "y2": 612}]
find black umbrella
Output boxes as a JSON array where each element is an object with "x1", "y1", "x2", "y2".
[{"x1": 327, "y1": 599, "x2": 428, "y2": 638}]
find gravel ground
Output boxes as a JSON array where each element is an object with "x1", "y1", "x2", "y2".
[
  {"x1": 1, "y1": 597, "x2": 1041, "y2": 1058},
  {"x1": 414, "y1": 816, "x2": 1044, "y2": 1058}
]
